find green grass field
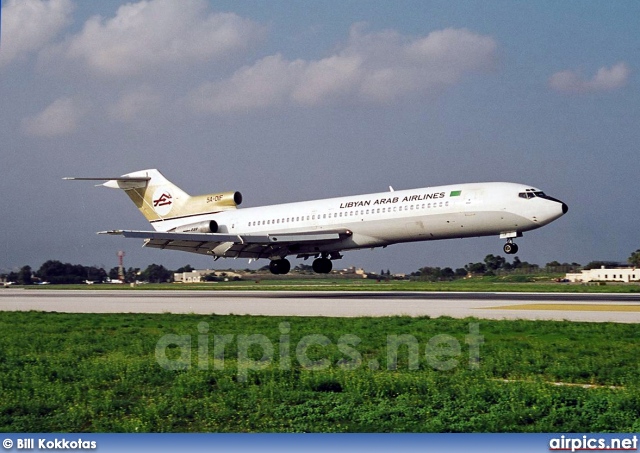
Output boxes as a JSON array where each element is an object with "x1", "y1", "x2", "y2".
[
  {"x1": 21, "y1": 275, "x2": 640, "y2": 293},
  {"x1": 1, "y1": 311, "x2": 639, "y2": 432}
]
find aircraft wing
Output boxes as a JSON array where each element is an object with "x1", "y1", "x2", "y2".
[{"x1": 99, "y1": 229, "x2": 352, "y2": 259}]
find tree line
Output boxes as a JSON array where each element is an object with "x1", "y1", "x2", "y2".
[
  {"x1": 0, "y1": 260, "x2": 190, "y2": 285},
  {"x1": 2, "y1": 249, "x2": 639, "y2": 285},
  {"x1": 411, "y1": 255, "x2": 575, "y2": 282},
  {"x1": 410, "y1": 250, "x2": 640, "y2": 282}
]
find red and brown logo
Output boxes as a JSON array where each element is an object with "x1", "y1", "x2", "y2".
[
  {"x1": 153, "y1": 192, "x2": 172, "y2": 207},
  {"x1": 151, "y1": 188, "x2": 174, "y2": 216}
]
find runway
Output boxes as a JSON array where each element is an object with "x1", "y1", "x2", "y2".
[{"x1": 2, "y1": 289, "x2": 640, "y2": 322}]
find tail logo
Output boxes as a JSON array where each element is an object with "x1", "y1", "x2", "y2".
[
  {"x1": 154, "y1": 193, "x2": 172, "y2": 207},
  {"x1": 152, "y1": 188, "x2": 174, "y2": 216}
]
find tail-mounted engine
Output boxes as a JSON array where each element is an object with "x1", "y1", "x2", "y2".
[
  {"x1": 190, "y1": 191, "x2": 243, "y2": 211},
  {"x1": 207, "y1": 191, "x2": 243, "y2": 208}
]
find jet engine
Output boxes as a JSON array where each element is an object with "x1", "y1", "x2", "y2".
[{"x1": 172, "y1": 220, "x2": 218, "y2": 233}]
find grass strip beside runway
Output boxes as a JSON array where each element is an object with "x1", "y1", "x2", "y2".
[
  {"x1": 487, "y1": 304, "x2": 640, "y2": 312},
  {"x1": 16, "y1": 277, "x2": 640, "y2": 293},
  {"x1": 1, "y1": 311, "x2": 639, "y2": 433}
]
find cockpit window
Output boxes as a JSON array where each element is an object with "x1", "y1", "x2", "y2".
[{"x1": 518, "y1": 191, "x2": 549, "y2": 199}]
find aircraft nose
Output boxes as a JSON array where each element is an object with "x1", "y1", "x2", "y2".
[{"x1": 561, "y1": 202, "x2": 568, "y2": 214}]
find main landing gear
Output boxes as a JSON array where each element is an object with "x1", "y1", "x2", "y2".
[
  {"x1": 269, "y1": 258, "x2": 291, "y2": 275},
  {"x1": 268, "y1": 256, "x2": 333, "y2": 275},
  {"x1": 503, "y1": 239, "x2": 519, "y2": 255},
  {"x1": 269, "y1": 253, "x2": 336, "y2": 275},
  {"x1": 312, "y1": 257, "x2": 332, "y2": 274}
]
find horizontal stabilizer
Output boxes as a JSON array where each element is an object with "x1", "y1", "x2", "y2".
[
  {"x1": 63, "y1": 177, "x2": 151, "y2": 181},
  {"x1": 64, "y1": 176, "x2": 151, "y2": 190}
]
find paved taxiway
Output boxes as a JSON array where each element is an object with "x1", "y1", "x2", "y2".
[{"x1": 1, "y1": 289, "x2": 640, "y2": 323}]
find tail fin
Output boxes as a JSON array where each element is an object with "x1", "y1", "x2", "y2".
[
  {"x1": 103, "y1": 169, "x2": 191, "y2": 223},
  {"x1": 65, "y1": 169, "x2": 242, "y2": 227}
]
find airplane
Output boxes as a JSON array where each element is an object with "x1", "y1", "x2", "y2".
[{"x1": 65, "y1": 169, "x2": 568, "y2": 275}]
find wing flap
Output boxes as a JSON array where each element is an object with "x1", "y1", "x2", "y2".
[
  {"x1": 99, "y1": 229, "x2": 350, "y2": 244},
  {"x1": 99, "y1": 229, "x2": 352, "y2": 258}
]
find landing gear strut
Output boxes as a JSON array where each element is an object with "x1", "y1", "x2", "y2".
[
  {"x1": 269, "y1": 258, "x2": 291, "y2": 275},
  {"x1": 312, "y1": 257, "x2": 332, "y2": 274},
  {"x1": 503, "y1": 239, "x2": 519, "y2": 255}
]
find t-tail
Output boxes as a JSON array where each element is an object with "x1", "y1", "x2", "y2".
[{"x1": 64, "y1": 169, "x2": 242, "y2": 230}]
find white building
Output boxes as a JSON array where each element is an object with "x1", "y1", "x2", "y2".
[
  {"x1": 174, "y1": 270, "x2": 216, "y2": 283},
  {"x1": 566, "y1": 266, "x2": 639, "y2": 283},
  {"x1": 174, "y1": 269, "x2": 243, "y2": 283}
]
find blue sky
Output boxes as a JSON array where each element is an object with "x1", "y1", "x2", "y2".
[{"x1": 1, "y1": 0, "x2": 638, "y2": 274}]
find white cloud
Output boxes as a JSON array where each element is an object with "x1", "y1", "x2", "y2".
[
  {"x1": 549, "y1": 62, "x2": 630, "y2": 94},
  {"x1": 0, "y1": 0, "x2": 73, "y2": 68},
  {"x1": 190, "y1": 55, "x2": 306, "y2": 113},
  {"x1": 189, "y1": 26, "x2": 497, "y2": 113},
  {"x1": 21, "y1": 97, "x2": 86, "y2": 137},
  {"x1": 61, "y1": 0, "x2": 265, "y2": 76},
  {"x1": 107, "y1": 87, "x2": 162, "y2": 122}
]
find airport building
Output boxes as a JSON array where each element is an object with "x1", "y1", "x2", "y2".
[
  {"x1": 174, "y1": 269, "x2": 242, "y2": 283},
  {"x1": 566, "y1": 266, "x2": 639, "y2": 283}
]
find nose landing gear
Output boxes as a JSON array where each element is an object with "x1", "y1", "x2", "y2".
[{"x1": 503, "y1": 239, "x2": 519, "y2": 255}]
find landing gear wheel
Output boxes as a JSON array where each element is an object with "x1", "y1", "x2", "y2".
[
  {"x1": 503, "y1": 242, "x2": 519, "y2": 255},
  {"x1": 269, "y1": 259, "x2": 291, "y2": 275},
  {"x1": 312, "y1": 257, "x2": 333, "y2": 274}
]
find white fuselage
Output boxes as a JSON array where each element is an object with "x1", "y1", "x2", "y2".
[{"x1": 151, "y1": 182, "x2": 567, "y2": 258}]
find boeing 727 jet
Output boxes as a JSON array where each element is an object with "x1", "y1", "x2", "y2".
[{"x1": 65, "y1": 169, "x2": 568, "y2": 274}]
